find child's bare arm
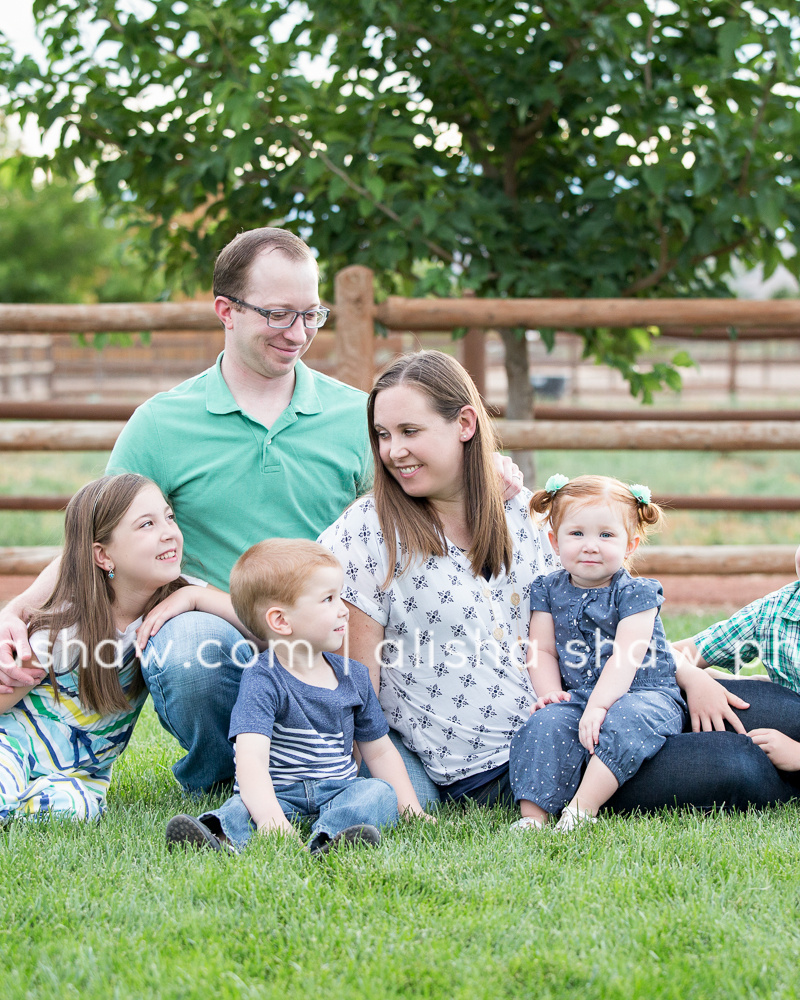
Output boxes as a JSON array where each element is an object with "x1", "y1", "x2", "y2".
[
  {"x1": 0, "y1": 684, "x2": 35, "y2": 714},
  {"x1": 580, "y1": 608, "x2": 657, "y2": 752},
  {"x1": 673, "y1": 647, "x2": 749, "y2": 734},
  {"x1": 358, "y1": 735, "x2": 432, "y2": 820},
  {"x1": 235, "y1": 733, "x2": 298, "y2": 838},
  {"x1": 528, "y1": 611, "x2": 566, "y2": 706},
  {"x1": 672, "y1": 638, "x2": 709, "y2": 669},
  {"x1": 135, "y1": 585, "x2": 264, "y2": 652}
]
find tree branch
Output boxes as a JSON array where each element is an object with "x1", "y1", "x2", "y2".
[
  {"x1": 623, "y1": 232, "x2": 751, "y2": 295},
  {"x1": 99, "y1": 13, "x2": 209, "y2": 73},
  {"x1": 284, "y1": 125, "x2": 457, "y2": 264},
  {"x1": 737, "y1": 66, "x2": 777, "y2": 196},
  {"x1": 644, "y1": 11, "x2": 656, "y2": 92},
  {"x1": 464, "y1": 130, "x2": 501, "y2": 180}
]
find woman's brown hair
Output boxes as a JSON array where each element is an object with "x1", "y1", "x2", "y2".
[
  {"x1": 27, "y1": 474, "x2": 188, "y2": 715},
  {"x1": 367, "y1": 350, "x2": 512, "y2": 587}
]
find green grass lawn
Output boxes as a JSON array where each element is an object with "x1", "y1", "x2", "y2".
[
  {"x1": 3, "y1": 613, "x2": 799, "y2": 1000},
  {"x1": 1, "y1": 450, "x2": 798, "y2": 998}
]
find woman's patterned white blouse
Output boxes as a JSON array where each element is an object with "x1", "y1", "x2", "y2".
[{"x1": 319, "y1": 493, "x2": 558, "y2": 785}]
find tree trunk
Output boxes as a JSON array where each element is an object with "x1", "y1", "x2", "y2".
[{"x1": 498, "y1": 326, "x2": 536, "y2": 486}]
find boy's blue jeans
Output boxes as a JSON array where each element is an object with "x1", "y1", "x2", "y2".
[{"x1": 200, "y1": 776, "x2": 399, "y2": 851}]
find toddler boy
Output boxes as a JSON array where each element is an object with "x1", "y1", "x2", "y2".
[{"x1": 166, "y1": 539, "x2": 429, "y2": 853}]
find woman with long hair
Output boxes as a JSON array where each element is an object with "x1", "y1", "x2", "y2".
[{"x1": 320, "y1": 350, "x2": 557, "y2": 806}]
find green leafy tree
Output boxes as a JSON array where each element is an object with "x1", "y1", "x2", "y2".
[
  {"x1": 1, "y1": 0, "x2": 798, "y2": 433},
  {"x1": 0, "y1": 152, "x2": 161, "y2": 304}
]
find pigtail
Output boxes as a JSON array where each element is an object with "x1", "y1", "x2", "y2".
[
  {"x1": 636, "y1": 501, "x2": 664, "y2": 536},
  {"x1": 529, "y1": 488, "x2": 557, "y2": 520},
  {"x1": 627, "y1": 483, "x2": 664, "y2": 542}
]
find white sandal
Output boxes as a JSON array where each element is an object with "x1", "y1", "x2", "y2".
[
  {"x1": 554, "y1": 805, "x2": 597, "y2": 833},
  {"x1": 510, "y1": 816, "x2": 545, "y2": 831}
]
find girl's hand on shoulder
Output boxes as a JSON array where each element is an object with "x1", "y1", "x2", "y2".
[
  {"x1": 532, "y1": 689, "x2": 571, "y2": 713},
  {"x1": 748, "y1": 729, "x2": 800, "y2": 771},
  {"x1": 579, "y1": 705, "x2": 607, "y2": 754},
  {"x1": 135, "y1": 587, "x2": 201, "y2": 653}
]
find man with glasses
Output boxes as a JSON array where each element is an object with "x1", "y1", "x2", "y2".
[
  {"x1": 112, "y1": 228, "x2": 371, "y2": 597},
  {"x1": 0, "y1": 228, "x2": 372, "y2": 793}
]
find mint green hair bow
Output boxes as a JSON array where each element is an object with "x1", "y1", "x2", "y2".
[
  {"x1": 544, "y1": 474, "x2": 569, "y2": 494},
  {"x1": 629, "y1": 483, "x2": 652, "y2": 505}
]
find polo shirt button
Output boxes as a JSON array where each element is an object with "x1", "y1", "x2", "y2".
[{"x1": 266, "y1": 438, "x2": 272, "y2": 445}]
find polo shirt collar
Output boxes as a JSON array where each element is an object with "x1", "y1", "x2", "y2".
[
  {"x1": 205, "y1": 354, "x2": 322, "y2": 416},
  {"x1": 291, "y1": 360, "x2": 323, "y2": 415}
]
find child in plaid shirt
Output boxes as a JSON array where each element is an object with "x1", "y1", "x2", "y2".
[{"x1": 674, "y1": 544, "x2": 800, "y2": 772}]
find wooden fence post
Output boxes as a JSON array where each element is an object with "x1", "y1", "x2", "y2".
[
  {"x1": 334, "y1": 266, "x2": 375, "y2": 391},
  {"x1": 728, "y1": 340, "x2": 738, "y2": 396},
  {"x1": 460, "y1": 290, "x2": 486, "y2": 398}
]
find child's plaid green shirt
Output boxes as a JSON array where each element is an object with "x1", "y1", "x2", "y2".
[{"x1": 692, "y1": 581, "x2": 800, "y2": 695}]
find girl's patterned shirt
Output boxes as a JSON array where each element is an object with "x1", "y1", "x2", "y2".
[
  {"x1": 319, "y1": 492, "x2": 558, "y2": 785},
  {"x1": 0, "y1": 620, "x2": 147, "y2": 784}
]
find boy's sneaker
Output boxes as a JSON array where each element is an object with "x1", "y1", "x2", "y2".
[
  {"x1": 166, "y1": 813, "x2": 226, "y2": 852},
  {"x1": 311, "y1": 824, "x2": 381, "y2": 855}
]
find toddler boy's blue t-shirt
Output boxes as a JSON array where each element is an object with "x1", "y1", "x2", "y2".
[{"x1": 229, "y1": 651, "x2": 389, "y2": 787}]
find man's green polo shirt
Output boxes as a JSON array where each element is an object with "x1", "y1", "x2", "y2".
[{"x1": 107, "y1": 355, "x2": 371, "y2": 589}]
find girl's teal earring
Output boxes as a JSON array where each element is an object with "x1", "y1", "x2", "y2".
[{"x1": 108, "y1": 569, "x2": 115, "y2": 580}]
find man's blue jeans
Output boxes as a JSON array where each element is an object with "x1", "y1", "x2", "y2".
[
  {"x1": 201, "y1": 777, "x2": 399, "y2": 851},
  {"x1": 380, "y1": 680, "x2": 800, "y2": 814},
  {"x1": 140, "y1": 612, "x2": 255, "y2": 792}
]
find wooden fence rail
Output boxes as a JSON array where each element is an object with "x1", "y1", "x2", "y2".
[
  {"x1": 2, "y1": 418, "x2": 800, "y2": 453},
  {"x1": 373, "y1": 296, "x2": 800, "y2": 334},
  {"x1": 2, "y1": 493, "x2": 799, "y2": 513},
  {"x1": 2, "y1": 288, "x2": 800, "y2": 577},
  {"x1": 3, "y1": 402, "x2": 800, "y2": 423},
  {"x1": 1, "y1": 543, "x2": 795, "y2": 577}
]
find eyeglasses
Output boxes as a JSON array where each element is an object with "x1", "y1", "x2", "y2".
[{"x1": 221, "y1": 295, "x2": 330, "y2": 329}]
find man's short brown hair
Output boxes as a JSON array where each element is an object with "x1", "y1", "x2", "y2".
[
  {"x1": 230, "y1": 538, "x2": 341, "y2": 640},
  {"x1": 212, "y1": 227, "x2": 318, "y2": 301}
]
